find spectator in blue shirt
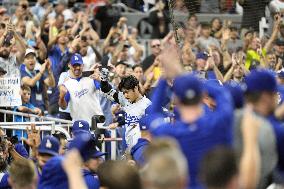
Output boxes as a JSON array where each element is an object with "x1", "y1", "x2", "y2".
[
  {"x1": 14, "y1": 85, "x2": 42, "y2": 121},
  {"x1": 20, "y1": 49, "x2": 55, "y2": 112},
  {"x1": 13, "y1": 85, "x2": 42, "y2": 139}
]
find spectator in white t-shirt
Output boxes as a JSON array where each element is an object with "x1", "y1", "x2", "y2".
[{"x1": 58, "y1": 53, "x2": 103, "y2": 125}]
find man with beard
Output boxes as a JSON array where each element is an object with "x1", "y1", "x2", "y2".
[
  {"x1": 58, "y1": 53, "x2": 104, "y2": 125},
  {"x1": 0, "y1": 20, "x2": 26, "y2": 78}
]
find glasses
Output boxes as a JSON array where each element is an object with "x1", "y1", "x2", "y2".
[{"x1": 151, "y1": 44, "x2": 160, "y2": 48}]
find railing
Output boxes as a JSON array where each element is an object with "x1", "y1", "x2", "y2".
[
  {"x1": 0, "y1": 109, "x2": 123, "y2": 160},
  {"x1": 97, "y1": 126, "x2": 123, "y2": 160},
  {"x1": 0, "y1": 109, "x2": 73, "y2": 132},
  {"x1": 0, "y1": 121, "x2": 71, "y2": 139}
]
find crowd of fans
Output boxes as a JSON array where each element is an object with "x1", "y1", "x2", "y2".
[{"x1": 0, "y1": 0, "x2": 284, "y2": 189}]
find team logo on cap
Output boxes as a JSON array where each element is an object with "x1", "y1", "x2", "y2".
[
  {"x1": 46, "y1": 139, "x2": 52, "y2": 148},
  {"x1": 185, "y1": 89, "x2": 196, "y2": 99},
  {"x1": 79, "y1": 122, "x2": 83, "y2": 128},
  {"x1": 74, "y1": 55, "x2": 79, "y2": 60}
]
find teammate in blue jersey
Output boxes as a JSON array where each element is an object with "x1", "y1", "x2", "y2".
[
  {"x1": 83, "y1": 150, "x2": 105, "y2": 189},
  {"x1": 39, "y1": 133, "x2": 100, "y2": 189},
  {"x1": 36, "y1": 135, "x2": 60, "y2": 179},
  {"x1": 147, "y1": 42, "x2": 234, "y2": 189},
  {"x1": 100, "y1": 69, "x2": 151, "y2": 149},
  {"x1": 130, "y1": 115, "x2": 151, "y2": 167}
]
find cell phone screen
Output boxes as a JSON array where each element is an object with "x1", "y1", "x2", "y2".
[{"x1": 82, "y1": 71, "x2": 94, "y2": 77}]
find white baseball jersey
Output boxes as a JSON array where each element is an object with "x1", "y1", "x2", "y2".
[
  {"x1": 64, "y1": 77, "x2": 103, "y2": 125},
  {"x1": 118, "y1": 93, "x2": 151, "y2": 148}
]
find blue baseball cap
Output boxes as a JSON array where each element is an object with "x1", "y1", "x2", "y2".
[
  {"x1": 38, "y1": 156, "x2": 68, "y2": 189},
  {"x1": 38, "y1": 136, "x2": 60, "y2": 156},
  {"x1": 204, "y1": 79, "x2": 223, "y2": 97},
  {"x1": 72, "y1": 120, "x2": 90, "y2": 136},
  {"x1": 196, "y1": 52, "x2": 209, "y2": 60},
  {"x1": 277, "y1": 69, "x2": 284, "y2": 78},
  {"x1": 244, "y1": 69, "x2": 277, "y2": 93},
  {"x1": 14, "y1": 143, "x2": 29, "y2": 158},
  {"x1": 173, "y1": 74, "x2": 203, "y2": 102},
  {"x1": 68, "y1": 132, "x2": 97, "y2": 161},
  {"x1": 70, "y1": 53, "x2": 83, "y2": 66},
  {"x1": 224, "y1": 82, "x2": 244, "y2": 109},
  {"x1": 91, "y1": 150, "x2": 107, "y2": 159}
]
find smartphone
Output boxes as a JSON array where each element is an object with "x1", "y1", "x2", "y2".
[
  {"x1": 82, "y1": 71, "x2": 94, "y2": 77},
  {"x1": 3, "y1": 31, "x2": 13, "y2": 46}
]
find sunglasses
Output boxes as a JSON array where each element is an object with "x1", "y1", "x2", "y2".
[{"x1": 151, "y1": 44, "x2": 161, "y2": 48}]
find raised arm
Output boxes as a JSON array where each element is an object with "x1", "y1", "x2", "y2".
[
  {"x1": 43, "y1": 59, "x2": 55, "y2": 87},
  {"x1": 128, "y1": 36, "x2": 143, "y2": 62},
  {"x1": 264, "y1": 15, "x2": 281, "y2": 52},
  {"x1": 100, "y1": 68, "x2": 120, "y2": 104},
  {"x1": 239, "y1": 109, "x2": 260, "y2": 189},
  {"x1": 62, "y1": 149, "x2": 88, "y2": 189}
]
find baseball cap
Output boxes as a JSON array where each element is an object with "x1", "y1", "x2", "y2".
[
  {"x1": 277, "y1": 69, "x2": 284, "y2": 78},
  {"x1": 68, "y1": 132, "x2": 97, "y2": 161},
  {"x1": 204, "y1": 79, "x2": 223, "y2": 96},
  {"x1": 224, "y1": 82, "x2": 244, "y2": 109},
  {"x1": 275, "y1": 39, "x2": 284, "y2": 46},
  {"x1": 70, "y1": 53, "x2": 83, "y2": 66},
  {"x1": 38, "y1": 136, "x2": 60, "y2": 156},
  {"x1": 72, "y1": 120, "x2": 90, "y2": 136},
  {"x1": 24, "y1": 48, "x2": 36, "y2": 57},
  {"x1": 173, "y1": 74, "x2": 203, "y2": 102},
  {"x1": 91, "y1": 150, "x2": 107, "y2": 159},
  {"x1": 115, "y1": 61, "x2": 128, "y2": 67},
  {"x1": 196, "y1": 52, "x2": 209, "y2": 60},
  {"x1": 38, "y1": 156, "x2": 68, "y2": 189},
  {"x1": 244, "y1": 69, "x2": 278, "y2": 93}
]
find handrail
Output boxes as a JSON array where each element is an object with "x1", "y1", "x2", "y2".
[
  {"x1": 0, "y1": 122, "x2": 71, "y2": 139},
  {"x1": 0, "y1": 109, "x2": 73, "y2": 124}
]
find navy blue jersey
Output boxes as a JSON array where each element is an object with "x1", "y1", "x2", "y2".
[
  {"x1": 82, "y1": 169, "x2": 100, "y2": 189},
  {"x1": 0, "y1": 172, "x2": 10, "y2": 189},
  {"x1": 148, "y1": 79, "x2": 234, "y2": 189},
  {"x1": 130, "y1": 138, "x2": 150, "y2": 167}
]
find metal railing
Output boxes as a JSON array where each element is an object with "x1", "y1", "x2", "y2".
[
  {"x1": 0, "y1": 109, "x2": 123, "y2": 159},
  {"x1": 0, "y1": 122, "x2": 71, "y2": 139},
  {"x1": 0, "y1": 109, "x2": 73, "y2": 132}
]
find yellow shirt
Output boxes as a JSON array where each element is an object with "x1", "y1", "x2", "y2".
[
  {"x1": 153, "y1": 66, "x2": 161, "y2": 81},
  {"x1": 245, "y1": 48, "x2": 267, "y2": 70}
]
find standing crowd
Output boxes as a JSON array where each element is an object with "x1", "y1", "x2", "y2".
[{"x1": 0, "y1": 0, "x2": 284, "y2": 189}]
